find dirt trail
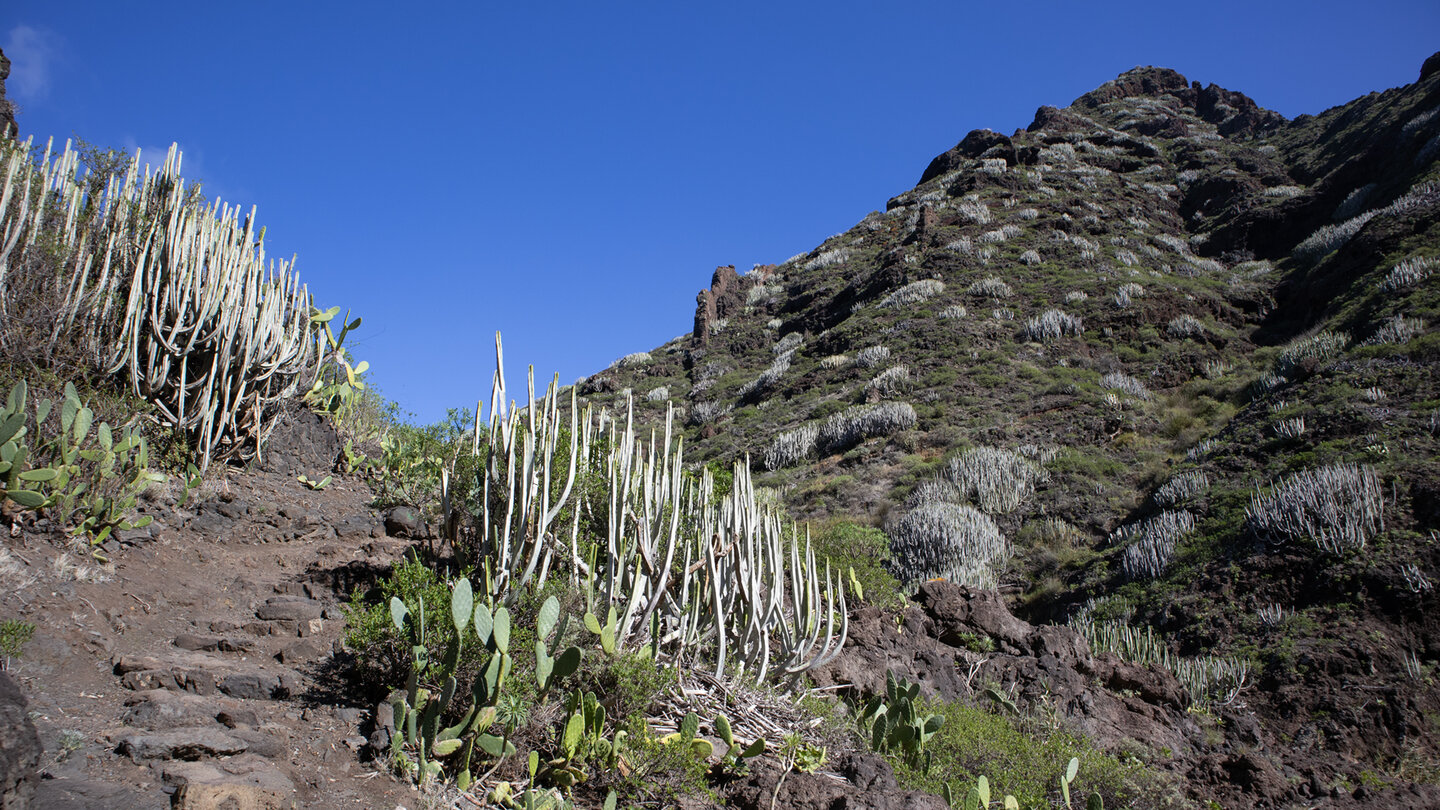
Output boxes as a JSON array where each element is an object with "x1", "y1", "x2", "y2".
[{"x1": 2, "y1": 464, "x2": 426, "y2": 809}]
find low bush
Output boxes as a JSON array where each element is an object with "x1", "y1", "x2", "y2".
[
  {"x1": 341, "y1": 554, "x2": 456, "y2": 696},
  {"x1": 810, "y1": 519, "x2": 903, "y2": 608},
  {"x1": 887, "y1": 695, "x2": 1153, "y2": 808},
  {"x1": 1246, "y1": 463, "x2": 1383, "y2": 554}
]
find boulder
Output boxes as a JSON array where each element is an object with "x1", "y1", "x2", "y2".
[{"x1": 0, "y1": 672, "x2": 41, "y2": 808}]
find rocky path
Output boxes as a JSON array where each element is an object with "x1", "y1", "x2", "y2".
[{"x1": 1, "y1": 465, "x2": 426, "y2": 809}]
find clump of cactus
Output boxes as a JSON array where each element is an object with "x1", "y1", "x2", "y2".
[
  {"x1": 0, "y1": 139, "x2": 326, "y2": 471},
  {"x1": 388, "y1": 584, "x2": 581, "y2": 788},
  {"x1": 858, "y1": 672, "x2": 945, "y2": 771},
  {"x1": 1023, "y1": 309, "x2": 1083, "y2": 342},
  {"x1": 967, "y1": 277, "x2": 1012, "y2": 299},
  {"x1": 1274, "y1": 330, "x2": 1349, "y2": 377},
  {"x1": 877, "y1": 279, "x2": 944, "y2": 309},
  {"x1": 1379, "y1": 256, "x2": 1433, "y2": 292},
  {"x1": 0, "y1": 380, "x2": 160, "y2": 547},
  {"x1": 763, "y1": 424, "x2": 819, "y2": 471},
  {"x1": 1100, "y1": 372, "x2": 1150, "y2": 400},
  {"x1": 1071, "y1": 617, "x2": 1246, "y2": 707},
  {"x1": 1152, "y1": 470, "x2": 1207, "y2": 508},
  {"x1": 1115, "y1": 510, "x2": 1196, "y2": 581},
  {"x1": 1246, "y1": 463, "x2": 1383, "y2": 554},
  {"x1": 855, "y1": 345, "x2": 891, "y2": 368},
  {"x1": 816, "y1": 402, "x2": 917, "y2": 456},
  {"x1": 887, "y1": 502, "x2": 1008, "y2": 588},
  {"x1": 942, "y1": 446, "x2": 1045, "y2": 514},
  {"x1": 453, "y1": 337, "x2": 848, "y2": 687}
]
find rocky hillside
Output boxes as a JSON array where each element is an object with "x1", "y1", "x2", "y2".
[{"x1": 579, "y1": 55, "x2": 1440, "y2": 805}]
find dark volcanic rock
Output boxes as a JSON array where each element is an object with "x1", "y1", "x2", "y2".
[
  {"x1": 0, "y1": 672, "x2": 41, "y2": 809},
  {"x1": 258, "y1": 406, "x2": 341, "y2": 477},
  {"x1": 918, "y1": 128, "x2": 1014, "y2": 185},
  {"x1": 693, "y1": 265, "x2": 752, "y2": 346},
  {"x1": 255, "y1": 596, "x2": 323, "y2": 622},
  {"x1": 812, "y1": 582, "x2": 1197, "y2": 757},
  {"x1": 0, "y1": 48, "x2": 16, "y2": 138},
  {"x1": 118, "y1": 727, "x2": 249, "y2": 761},
  {"x1": 384, "y1": 505, "x2": 422, "y2": 537},
  {"x1": 33, "y1": 778, "x2": 153, "y2": 810}
]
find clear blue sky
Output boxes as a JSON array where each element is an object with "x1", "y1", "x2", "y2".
[{"x1": 5, "y1": 1, "x2": 1437, "y2": 424}]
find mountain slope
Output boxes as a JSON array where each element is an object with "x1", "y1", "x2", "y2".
[{"x1": 580, "y1": 56, "x2": 1440, "y2": 805}]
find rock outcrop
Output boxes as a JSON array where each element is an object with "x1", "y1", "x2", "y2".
[
  {"x1": 692, "y1": 265, "x2": 752, "y2": 346},
  {"x1": 0, "y1": 672, "x2": 41, "y2": 808},
  {"x1": 0, "y1": 47, "x2": 17, "y2": 138},
  {"x1": 811, "y1": 582, "x2": 1197, "y2": 756}
]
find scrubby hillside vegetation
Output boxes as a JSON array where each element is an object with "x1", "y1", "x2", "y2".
[
  {"x1": 575, "y1": 56, "x2": 1440, "y2": 805},
  {"x1": 1, "y1": 43, "x2": 1439, "y2": 810}
]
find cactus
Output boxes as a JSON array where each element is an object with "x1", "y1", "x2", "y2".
[
  {"x1": 0, "y1": 138, "x2": 326, "y2": 471},
  {"x1": 0, "y1": 379, "x2": 160, "y2": 546},
  {"x1": 439, "y1": 337, "x2": 848, "y2": 690},
  {"x1": 305, "y1": 306, "x2": 369, "y2": 418},
  {"x1": 714, "y1": 711, "x2": 764, "y2": 762},
  {"x1": 387, "y1": 586, "x2": 581, "y2": 788},
  {"x1": 1061, "y1": 756, "x2": 1079, "y2": 807},
  {"x1": 539, "y1": 688, "x2": 626, "y2": 791},
  {"x1": 859, "y1": 672, "x2": 945, "y2": 769}
]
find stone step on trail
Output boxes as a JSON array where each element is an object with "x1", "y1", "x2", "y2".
[
  {"x1": 254, "y1": 596, "x2": 323, "y2": 623},
  {"x1": 117, "y1": 726, "x2": 250, "y2": 761},
  {"x1": 163, "y1": 754, "x2": 295, "y2": 810},
  {"x1": 113, "y1": 653, "x2": 304, "y2": 700},
  {"x1": 122, "y1": 689, "x2": 251, "y2": 730},
  {"x1": 174, "y1": 634, "x2": 256, "y2": 653}
]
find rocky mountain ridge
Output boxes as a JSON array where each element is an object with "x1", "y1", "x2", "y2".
[{"x1": 575, "y1": 54, "x2": 1440, "y2": 806}]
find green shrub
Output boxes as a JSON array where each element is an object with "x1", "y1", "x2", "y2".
[
  {"x1": 372, "y1": 408, "x2": 485, "y2": 524},
  {"x1": 342, "y1": 554, "x2": 455, "y2": 695},
  {"x1": 608, "y1": 714, "x2": 714, "y2": 807},
  {"x1": 888, "y1": 696, "x2": 1152, "y2": 808},
  {"x1": 810, "y1": 519, "x2": 904, "y2": 609},
  {"x1": 0, "y1": 619, "x2": 35, "y2": 665}
]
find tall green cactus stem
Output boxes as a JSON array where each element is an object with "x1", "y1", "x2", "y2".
[
  {"x1": 0, "y1": 137, "x2": 325, "y2": 470},
  {"x1": 478, "y1": 333, "x2": 583, "y2": 604}
]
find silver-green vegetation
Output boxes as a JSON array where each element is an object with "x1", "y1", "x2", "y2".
[
  {"x1": 380, "y1": 335, "x2": 846, "y2": 789},
  {"x1": 0, "y1": 137, "x2": 346, "y2": 470}
]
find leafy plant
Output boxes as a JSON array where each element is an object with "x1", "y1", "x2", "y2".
[
  {"x1": 304, "y1": 305, "x2": 369, "y2": 419},
  {"x1": 387, "y1": 583, "x2": 580, "y2": 789},
  {"x1": 0, "y1": 380, "x2": 161, "y2": 547},
  {"x1": 0, "y1": 619, "x2": 35, "y2": 668},
  {"x1": 297, "y1": 473, "x2": 331, "y2": 491},
  {"x1": 858, "y1": 671, "x2": 945, "y2": 771}
]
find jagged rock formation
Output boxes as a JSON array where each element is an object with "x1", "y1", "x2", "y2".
[
  {"x1": 692, "y1": 264, "x2": 755, "y2": 346},
  {"x1": 0, "y1": 47, "x2": 17, "y2": 138}
]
